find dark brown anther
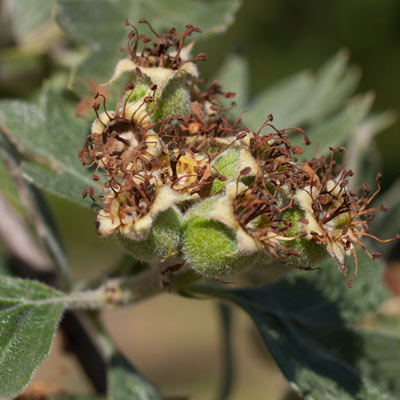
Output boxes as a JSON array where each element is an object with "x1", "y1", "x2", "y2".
[
  {"x1": 82, "y1": 188, "x2": 88, "y2": 198},
  {"x1": 240, "y1": 167, "x2": 252, "y2": 176},
  {"x1": 138, "y1": 17, "x2": 159, "y2": 37},
  {"x1": 362, "y1": 183, "x2": 371, "y2": 193},
  {"x1": 141, "y1": 35, "x2": 151, "y2": 43},
  {"x1": 303, "y1": 134, "x2": 311, "y2": 145},
  {"x1": 196, "y1": 53, "x2": 207, "y2": 61},
  {"x1": 293, "y1": 146, "x2": 303, "y2": 155},
  {"x1": 186, "y1": 24, "x2": 202, "y2": 34},
  {"x1": 150, "y1": 84, "x2": 157, "y2": 91},
  {"x1": 236, "y1": 132, "x2": 247, "y2": 140},
  {"x1": 372, "y1": 252, "x2": 382, "y2": 259}
]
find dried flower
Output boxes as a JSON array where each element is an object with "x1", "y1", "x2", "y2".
[{"x1": 79, "y1": 19, "x2": 398, "y2": 284}]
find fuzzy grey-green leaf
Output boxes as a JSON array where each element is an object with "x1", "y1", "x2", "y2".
[
  {"x1": 301, "y1": 92, "x2": 374, "y2": 159},
  {"x1": 0, "y1": 276, "x2": 65, "y2": 398},
  {"x1": 192, "y1": 248, "x2": 391, "y2": 399},
  {"x1": 215, "y1": 54, "x2": 249, "y2": 118},
  {"x1": 243, "y1": 51, "x2": 361, "y2": 130},
  {"x1": 0, "y1": 88, "x2": 94, "y2": 207},
  {"x1": 108, "y1": 353, "x2": 163, "y2": 400}
]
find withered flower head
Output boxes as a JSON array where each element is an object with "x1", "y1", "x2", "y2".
[
  {"x1": 79, "y1": 19, "x2": 398, "y2": 282},
  {"x1": 295, "y1": 148, "x2": 399, "y2": 286},
  {"x1": 122, "y1": 19, "x2": 205, "y2": 70},
  {"x1": 79, "y1": 83, "x2": 163, "y2": 176},
  {"x1": 101, "y1": 20, "x2": 206, "y2": 100}
]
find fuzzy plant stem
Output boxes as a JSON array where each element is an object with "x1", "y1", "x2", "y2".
[{"x1": 68, "y1": 267, "x2": 201, "y2": 309}]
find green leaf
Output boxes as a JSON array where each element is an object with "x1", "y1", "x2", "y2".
[
  {"x1": 192, "y1": 249, "x2": 392, "y2": 399},
  {"x1": 244, "y1": 51, "x2": 360, "y2": 131},
  {"x1": 215, "y1": 53, "x2": 249, "y2": 119},
  {"x1": 318, "y1": 328, "x2": 400, "y2": 398},
  {"x1": 0, "y1": 131, "x2": 26, "y2": 215},
  {"x1": 0, "y1": 253, "x2": 11, "y2": 276},
  {"x1": 370, "y1": 178, "x2": 400, "y2": 257},
  {"x1": 56, "y1": 0, "x2": 240, "y2": 92},
  {"x1": 108, "y1": 353, "x2": 163, "y2": 400},
  {"x1": 0, "y1": 88, "x2": 94, "y2": 207},
  {"x1": 243, "y1": 71, "x2": 313, "y2": 131},
  {"x1": 0, "y1": 276, "x2": 65, "y2": 398},
  {"x1": 347, "y1": 111, "x2": 396, "y2": 190},
  {"x1": 293, "y1": 50, "x2": 359, "y2": 125},
  {"x1": 0, "y1": 130, "x2": 71, "y2": 278},
  {"x1": 301, "y1": 93, "x2": 374, "y2": 159},
  {"x1": 0, "y1": 156, "x2": 24, "y2": 215},
  {"x1": 7, "y1": 0, "x2": 57, "y2": 45}
]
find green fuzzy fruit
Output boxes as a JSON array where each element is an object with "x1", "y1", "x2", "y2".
[
  {"x1": 129, "y1": 77, "x2": 152, "y2": 102},
  {"x1": 183, "y1": 197, "x2": 260, "y2": 277},
  {"x1": 152, "y1": 78, "x2": 190, "y2": 122},
  {"x1": 118, "y1": 207, "x2": 182, "y2": 262},
  {"x1": 281, "y1": 207, "x2": 328, "y2": 266},
  {"x1": 210, "y1": 148, "x2": 240, "y2": 194}
]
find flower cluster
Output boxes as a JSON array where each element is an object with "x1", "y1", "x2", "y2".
[{"x1": 79, "y1": 20, "x2": 398, "y2": 285}]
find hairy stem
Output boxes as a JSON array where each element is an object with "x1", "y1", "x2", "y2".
[{"x1": 68, "y1": 268, "x2": 201, "y2": 309}]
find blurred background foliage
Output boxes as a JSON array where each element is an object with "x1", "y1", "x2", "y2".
[{"x1": 0, "y1": 0, "x2": 399, "y2": 399}]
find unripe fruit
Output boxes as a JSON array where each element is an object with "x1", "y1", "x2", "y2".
[
  {"x1": 210, "y1": 148, "x2": 240, "y2": 194},
  {"x1": 210, "y1": 145, "x2": 257, "y2": 195},
  {"x1": 183, "y1": 197, "x2": 262, "y2": 277},
  {"x1": 280, "y1": 207, "x2": 328, "y2": 267},
  {"x1": 151, "y1": 78, "x2": 191, "y2": 122}
]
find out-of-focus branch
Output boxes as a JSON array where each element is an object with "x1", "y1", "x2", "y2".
[
  {"x1": 60, "y1": 311, "x2": 107, "y2": 394},
  {"x1": 0, "y1": 192, "x2": 53, "y2": 274},
  {"x1": 216, "y1": 303, "x2": 235, "y2": 400}
]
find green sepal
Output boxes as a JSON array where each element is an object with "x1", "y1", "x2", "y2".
[
  {"x1": 183, "y1": 197, "x2": 261, "y2": 277},
  {"x1": 151, "y1": 78, "x2": 191, "y2": 122},
  {"x1": 119, "y1": 206, "x2": 182, "y2": 262},
  {"x1": 128, "y1": 76, "x2": 153, "y2": 102},
  {"x1": 210, "y1": 147, "x2": 240, "y2": 194}
]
